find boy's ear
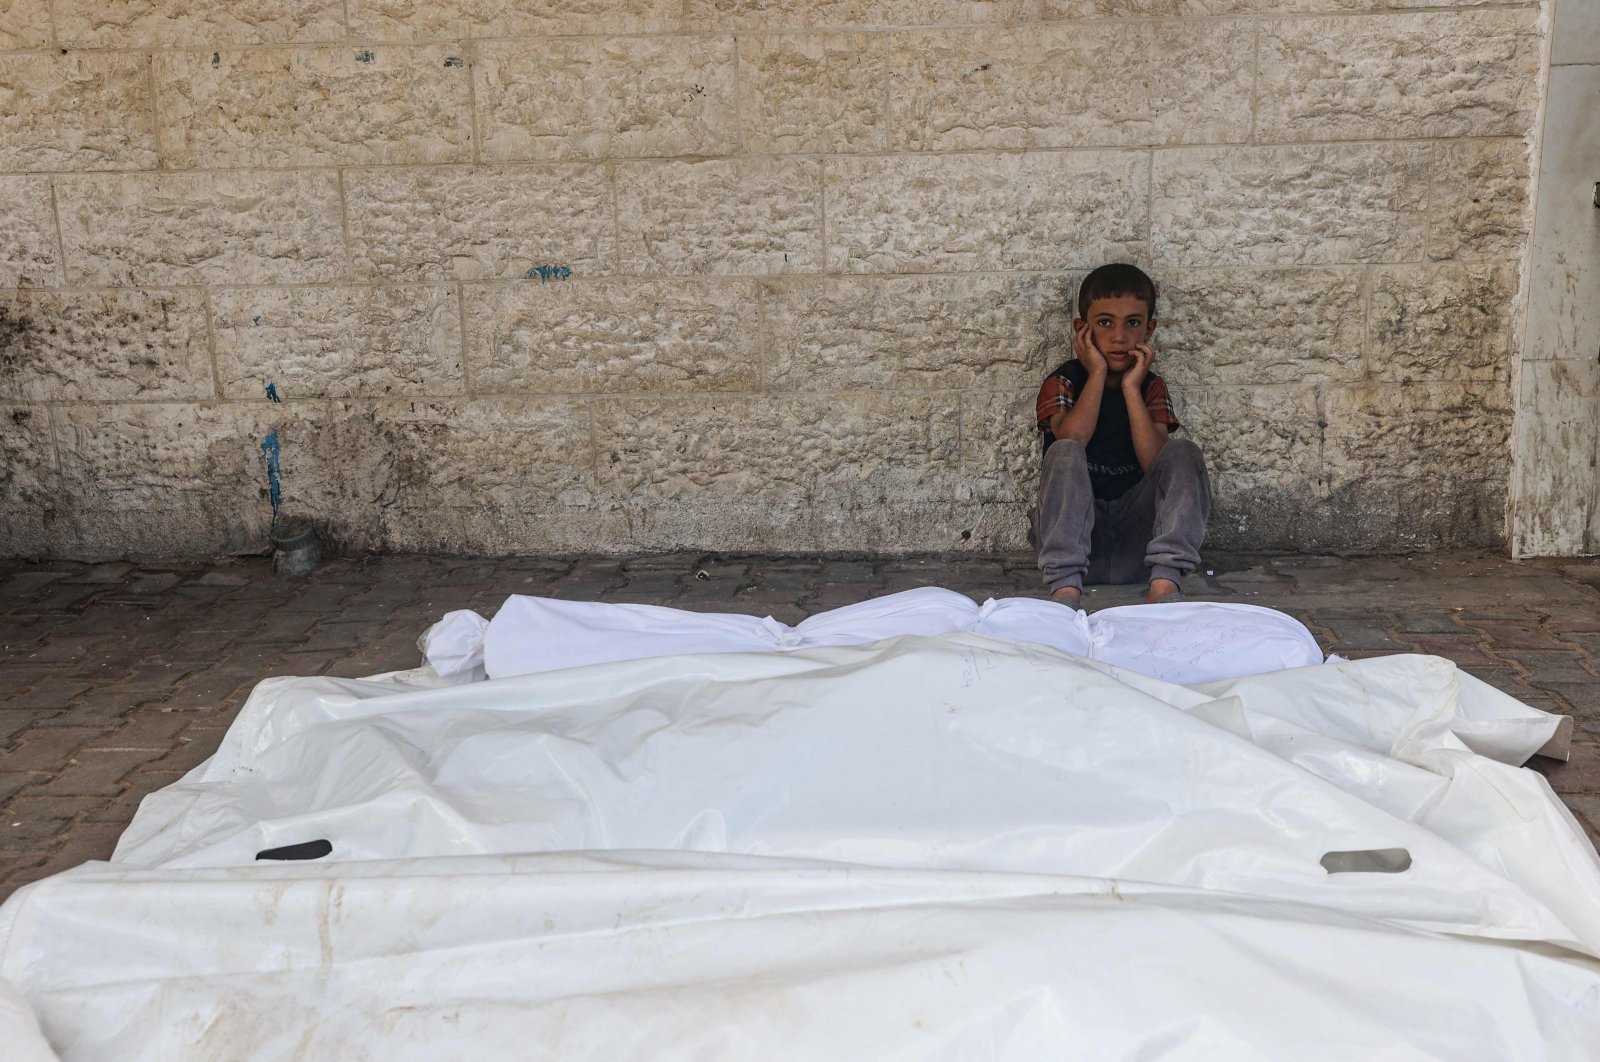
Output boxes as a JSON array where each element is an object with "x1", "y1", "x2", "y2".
[{"x1": 1145, "y1": 318, "x2": 1158, "y2": 338}]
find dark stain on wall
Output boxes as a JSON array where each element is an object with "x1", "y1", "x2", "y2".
[{"x1": 0, "y1": 306, "x2": 37, "y2": 373}]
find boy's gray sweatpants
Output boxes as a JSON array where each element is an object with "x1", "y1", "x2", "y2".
[{"x1": 1036, "y1": 438, "x2": 1211, "y2": 593}]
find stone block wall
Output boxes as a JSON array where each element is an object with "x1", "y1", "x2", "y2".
[{"x1": 0, "y1": 1, "x2": 1545, "y2": 557}]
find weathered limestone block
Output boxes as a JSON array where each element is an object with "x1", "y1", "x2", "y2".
[
  {"x1": 477, "y1": 37, "x2": 737, "y2": 162},
  {"x1": 1257, "y1": 11, "x2": 1540, "y2": 142},
  {"x1": 1154, "y1": 267, "x2": 1365, "y2": 388},
  {"x1": 739, "y1": 34, "x2": 887, "y2": 154},
  {"x1": 761, "y1": 274, "x2": 1067, "y2": 391},
  {"x1": 686, "y1": 0, "x2": 1030, "y2": 29},
  {"x1": 51, "y1": 402, "x2": 275, "y2": 554},
  {"x1": 1428, "y1": 139, "x2": 1531, "y2": 262},
  {"x1": 381, "y1": 503, "x2": 631, "y2": 556},
  {"x1": 464, "y1": 279, "x2": 760, "y2": 394},
  {"x1": 0, "y1": 290, "x2": 212, "y2": 402},
  {"x1": 594, "y1": 395, "x2": 960, "y2": 505},
  {"x1": 1044, "y1": 0, "x2": 1505, "y2": 16},
  {"x1": 156, "y1": 45, "x2": 472, "y2": 169},
  {"x1": 378, "y1": 398, "x2": 594, "y2": 510},
  {"x1": 1152, "y1": 144, "x2": 1429, "y2": 266},
  {"x1": 887, "y1": 22, "x2": 1253, "y2": 151},
  {"x1": 0, "y1": 0, "x2": 51, "y2": 48},
  {"x1": 616, "y1": 159, "x2": 822, "y2": 275},
  {"x1": 57, "y1": 172, "x2": 347, "y2": 286},
  {"x1": 212, "y1": 286, "x2": 464, "y2": 400},
  {"x1": 0, "y1": 404, "x2": 57, "y2": 546},
  {"x1": 0, "y1": 177, "x2": 62, "y2": 289},
  {"x1": 827, "y1": 151, "x2": 1146, "y2": 273},
  {"x1": 1512, "y1": 358, "x2": 1600, "y2": 556},
  {"x1": 1368, "y1": 263, "x2": 1514, "y2": 383},
  {"x1": 1176, "y1": 385, "x2": 1323, "y2": 481},
  {"x1": 1322, "y1": 382, "x2": 1511, "y2": 486},
  {"x1": 348, "y1": 0, "x2": 681, "y2": 41},
  {"x1": 0, "y1": 53, "x2": 158, "y2": 172},
  {"x1": 959, "y1": 389, "x2": 1043, "y2": 505},
  {"x1": 0, "y1": 404, "x2": 55, "y2": 508},
  {"x1": 55, "y1": 0, "x2": 344, "y2": 47},
  {"x1": 345, "y1": 166, "x2": 614, "y2": 281},
  {"x1": 1178, "y1": 385, "x2": 1326, "y2": 549},
  {"x1": 50, "y1": 399, "x2": 422, "y2": 554}
]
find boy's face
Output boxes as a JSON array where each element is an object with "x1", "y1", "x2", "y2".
[{"x1": 1078, "y1": 294, "x2": 1156, "y2": 375}]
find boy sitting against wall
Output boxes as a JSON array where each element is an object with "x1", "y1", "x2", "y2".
[{"x1": 1034, "y1": 263, "x2": 1210, "y2": 608}]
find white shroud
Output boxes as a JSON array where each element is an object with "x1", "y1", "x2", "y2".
[{"x1": 2, "y1": 594, "x2": 1597, "y2": 1060}]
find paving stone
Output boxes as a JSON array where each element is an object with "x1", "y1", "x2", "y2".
[
  {"x1": 25, "y1": 821, "x2": 128, "y2": 878},
  {"x1": 156, "y1": 628, "x2": 247, "y2": 663},
  {"x1": 1457, "y1": 667, "x2": 1548, "y2": 702},
  {"x1": 1, "y1": 679, "x2": 94, "y2": 711},
  {"x1": 158, "y1": 672, "x2": 259, "y2": 712},
  {"x1": 0, "y1": 710, "x2": 55, "y2": 745},
  {"x1": 196, "y1": 566, "x2": 254, "y2": 587},
  {"x1": 292, "y1": 584, "x2": 362, "y2": 612},
  {"x1": 54, "y1": 604, "x2": 160, "y2": 636},
  {"x1": 1308, "y1": 613, "x2": 1409, "y2": 653},
  {"x1": 0, "y1": 796, "x2": 97, "y2": 851},
  {"x1": 83, "y1": 711, "x2": 195, "y2": 750},
  {"x1": 21, "y1": 582, "x2": 105, "y2": 612},
  {"x1": 1459, "y1": 618, "x2": 1575, "y2": 652},
  {"x1": 70, "y1": 562, "x2": 133, "y2": 584},
  {"x1": 102, "y1": 572, "x2": 183, "y2": 600},
  {"x1": 0, "y1": 773, "x2": 49, "y2": 805},
  {"x1": 1496, "y1": 648, "x2": 1599, "y2": 677},
  {"x1": 0, "y1": 850, "x2": 48, "y2": 884},
  {"x1": 810, "y1": 582, "x2": 881, "y2": 608},
  {"x1": 275, "y1": 648, "x2": 349, "y2": 675},
  {"x1": 39, "y1": 689, "x2": 139, "y2": 726},
  {"x1": 27, "y1": 748, "x2": 170, "y2": 797},
  {"x1": 1538, "y1": 683, "x2": 1600, "y2": 716},
  {"x1": 103, "y1": 662, "x2": 203, "y2": 697},
  {"x1": 9, "y1": 635, "x2": 108, "y2": 664},
  {"x1": 1532, "y1": 743, "x2": 1600, "y2": 794},
  {"x1": 1399, "y1": 634, "x2": 1500, "y2": 668},
  {"x1": 7, "y1": 725, "x2": 110, "y2": 765},
  {"x1": 1395, "y1": 611, "x2": 1469, "y2": 634},
  {"x1": 0, "y1": 570, "x2": 68, "y2": 602},
  {"x1": 147, "y1": 735, "x2": 219, "y2": 773},
  {"x1": 237, "y1": 610, "x2": 325, "y2": 644}
]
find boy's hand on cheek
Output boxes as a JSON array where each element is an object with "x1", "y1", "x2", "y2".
[
  {"x1": 1122, "y1": 342, "x2": 1155, "y2": 392},
  {"x1": 1074, "y1": 321, "x2": 1108, "y2": 377}
]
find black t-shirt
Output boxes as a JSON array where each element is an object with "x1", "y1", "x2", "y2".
[{"x1": 1037, "y1": 359, "x2": 1179, "y2": 502}]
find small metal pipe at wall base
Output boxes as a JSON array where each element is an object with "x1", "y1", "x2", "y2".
[{"x1": 269, "y1": 517, "x2": 322, "y2": 577}]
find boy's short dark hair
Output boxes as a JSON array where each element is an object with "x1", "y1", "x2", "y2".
[{"x1": 1077, "y1": 263, "x2": 1157, "y2": 320}]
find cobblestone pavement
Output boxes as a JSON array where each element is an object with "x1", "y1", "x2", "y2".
[{"x1": 3, "y1": 549, "x2": 1599, "y2": 902}]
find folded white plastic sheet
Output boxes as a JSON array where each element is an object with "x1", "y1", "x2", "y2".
[
  {"x1": 3, "y1": 600, "x2": 1599, "y2": 1060},
  {"x1": 461, "y1": 587, "x2": 1327, "y2": 684}
]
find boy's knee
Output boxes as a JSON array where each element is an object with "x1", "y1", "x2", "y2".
[
  {"x1": 1155, "y1": 438, "x2": 1205, "y2": 474},
  {"x1": 1043, "y1": 438, "x2": 1087, "y2": 470}
]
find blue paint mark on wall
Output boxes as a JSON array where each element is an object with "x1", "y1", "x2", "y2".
[
  {"x1": 260, "y1": 430, "x2": 283, "y2": 525},
  {"x1": 444, "y1": 56, "x2": 464, "y2": 68},
  {"x1": 265, "y1": 381, "x2": 281, "y2": 403},
  {"x1": 252, "y1": 314, "x2": 262, "y2": 326},
  {"x1": 526, "y1": 265, "x2": 572, "y2": 283},
  {"x1": 355, "y1": 49, "x2": 375, "y2": 63}
]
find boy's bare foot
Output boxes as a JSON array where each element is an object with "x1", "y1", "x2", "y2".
[
  {"x1": 1144, "y1": 578, "x2": 1183, "y2": 605},
  {"x1": 1050, "y1": 586, "x2": 1083, "y2": 609}
]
